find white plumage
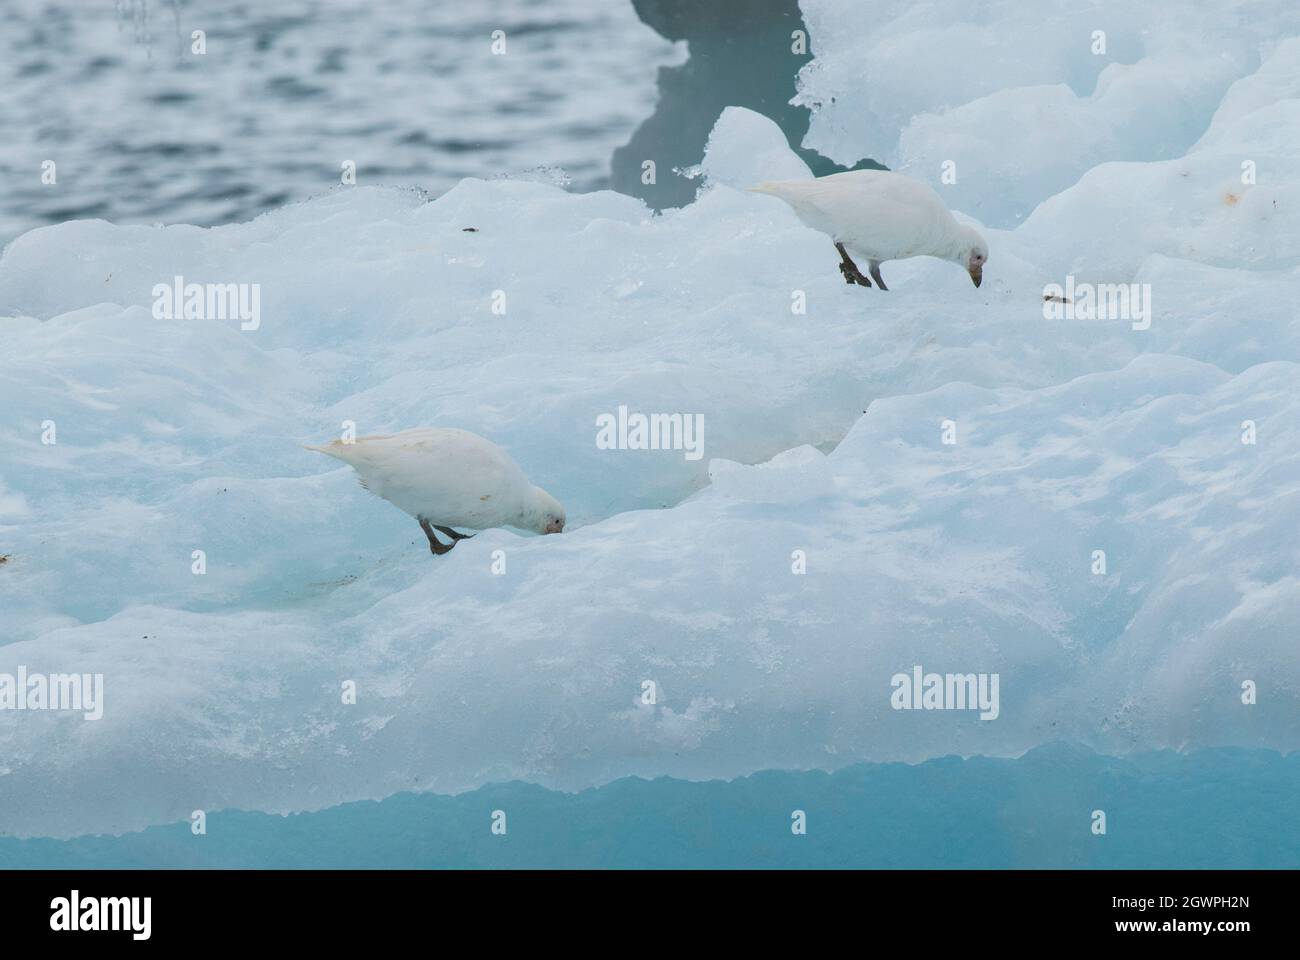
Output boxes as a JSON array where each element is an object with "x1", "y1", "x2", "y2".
[
  {"x1": 750, "y1": 169, "x2": 988, "y2": 290},
  {"x1": 305, "y1": 427, "x2": 564, "y2": 555}
]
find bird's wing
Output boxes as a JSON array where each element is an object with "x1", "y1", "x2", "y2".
[
  {"x1": 764, "y1": 173, "x2": 958, "y2": 259},
  {"x1": 842, "y1": 179, "x2": 956, "y2": 258},
  {"x1": 758, "y1": 178, "x2": 855, "y2": 237},
  {"x1": 400, "y1": 432, "x2": 523, "y2": 503}
]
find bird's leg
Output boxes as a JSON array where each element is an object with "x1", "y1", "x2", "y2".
[
  {"x1": 835, "y1": 242, "x2": 871, "y2": 287},
  {"x1": 867, "y1": 259, "x2": 888, "y2": 291},
  {"x1": 418, "y1": 517, "x2": 456, "y2": 556},
  {"x1": 433, "y1": 525, "x2": 473, "y2": 542}
]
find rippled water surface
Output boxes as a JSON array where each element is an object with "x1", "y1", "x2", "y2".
[{"x1": 0, "y1": 0, "x2": 681, "y2": 242}]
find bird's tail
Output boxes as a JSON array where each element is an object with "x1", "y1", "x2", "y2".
[
  {"x1": 303, "y1": 440, "x2": 355, "y2": 463},
  {"x1": 748, "y1": 181, "x2": 782, "y2": 197}
]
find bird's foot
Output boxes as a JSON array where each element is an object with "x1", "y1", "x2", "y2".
[
  {"x1": 838, "y1": 261, "x2": 872, "y2": 287},
  {"x1": 835, "y1": 242, "x2": 872, "y2": 287},
  {"x1": 419, "y1": 517, "x2": 458, "y2": 556}
]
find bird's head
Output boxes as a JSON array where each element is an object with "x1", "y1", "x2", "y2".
[
  {"x1": 958, "y1": 224, "x2": 989, "y2": 288},
  {"x1": 526, "y1": 486, "x2": 566, "y2": 535}
]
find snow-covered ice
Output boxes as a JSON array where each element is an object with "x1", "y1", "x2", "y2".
[
  {"x1": 1, "y1": 3, "x2": 1299, "y2": 839},
  {"x1": 796, "y1": 0, "x2": 1300, "y2": 226}
]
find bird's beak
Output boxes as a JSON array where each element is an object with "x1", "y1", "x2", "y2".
[{"x1": 969, "y1": 265, "x2": 983, "y2": 288}]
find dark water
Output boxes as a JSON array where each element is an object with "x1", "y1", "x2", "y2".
[
  {"x1": 611, "y1": 0, "x2": 882, "y2": 209},
  {"x1": 0, "y1": 0, "x2": 677, "y2": 243},
  {"x1": 0, "y1": 0, "x2": 879, "y2": 244}
]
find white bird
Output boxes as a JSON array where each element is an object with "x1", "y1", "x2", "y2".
[
  {"x1": 750, "y1": 169, "x2": 988, "y2": 290},
  {"x1": 305, "y1": 427, "x2": 565, "y2": 555}
]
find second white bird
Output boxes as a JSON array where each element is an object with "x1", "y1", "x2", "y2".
[{"x1": 750, "y1": 169, "x2": 988, "y2": 290}]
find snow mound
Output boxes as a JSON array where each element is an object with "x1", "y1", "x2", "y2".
[
  {"x1": 700, "y1": 107, "x2": 813, "y2": 189},
  {"x1": 795, "y1": 0, "x2": 1300, "y2": 226}
]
